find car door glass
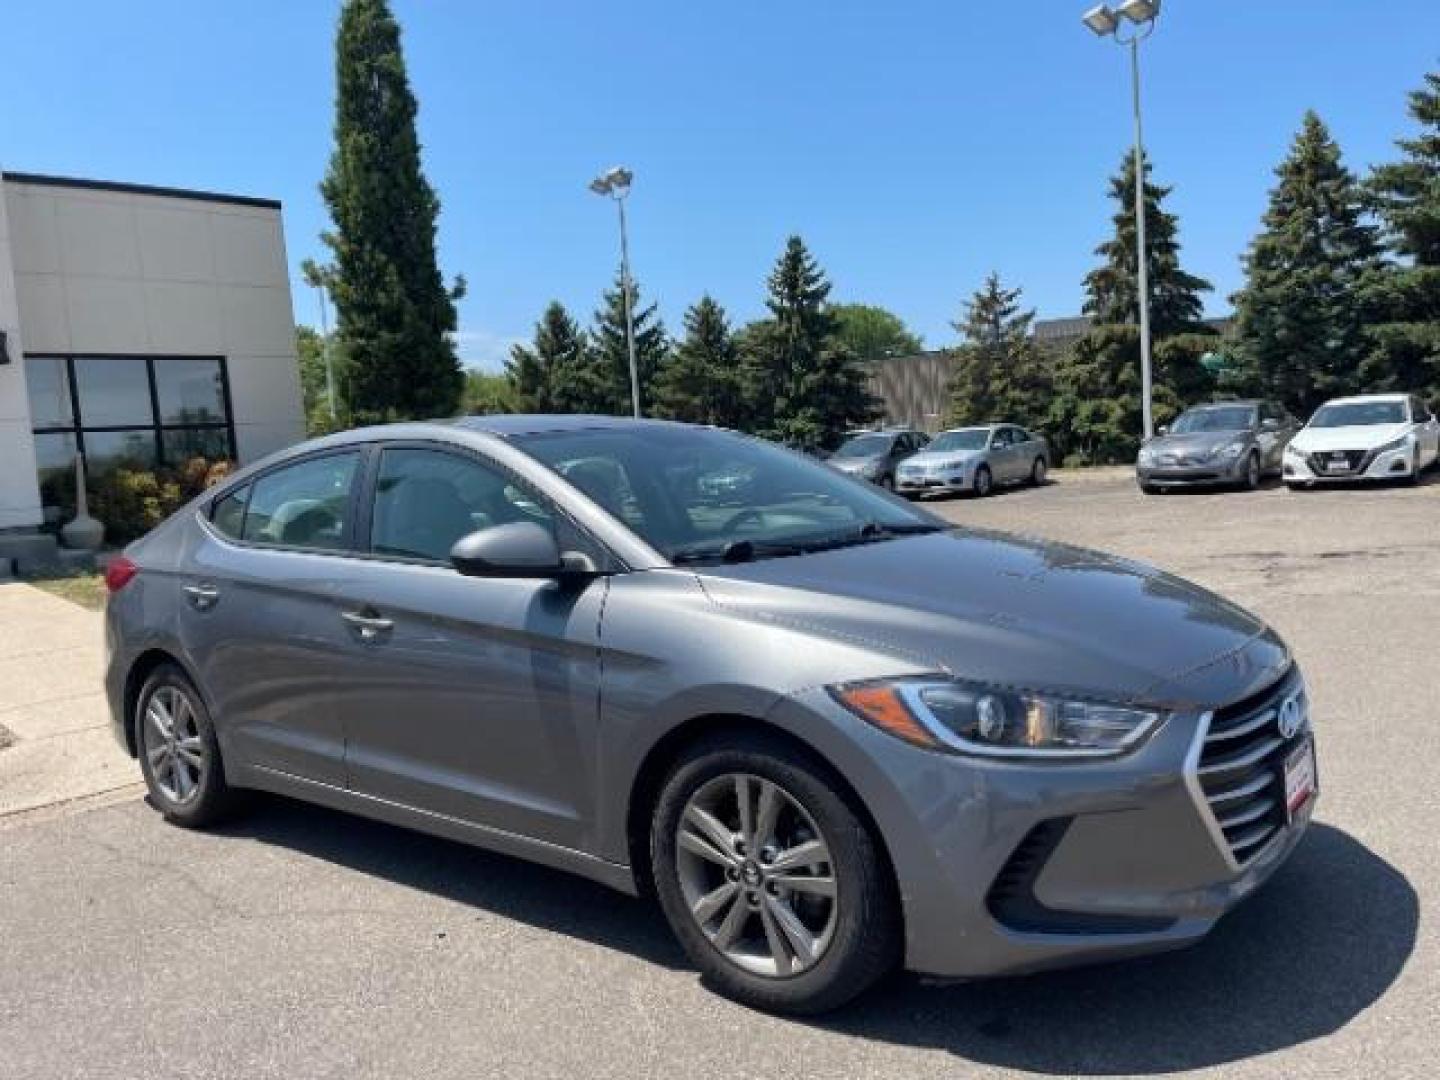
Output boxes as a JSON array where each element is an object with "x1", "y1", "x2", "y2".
[
  {"x1": 241, "y1": 453, "x2": 360, "y2": 551},
  {"x1": 371, "y1": 447, "x2": 556, "y2": 563},
  {"x1": 211, "y1": 484, "x2": 250, "y2": 539}
]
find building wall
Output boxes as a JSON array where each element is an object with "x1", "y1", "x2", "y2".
[
  {"x1": 2, "y1": 176, "x2": 304, "y2": 514},
  {"x1": 0, "y1": 188, "x2": 43, "y2": 528}
]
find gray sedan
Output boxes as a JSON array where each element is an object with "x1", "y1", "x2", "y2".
[
  {"x1": 104, "y1": 416, "x2": 1316, "y2": 1015},
  {"x1": 1137, "y1": 400, "x2": 1300, "y2": 493},
  {"x1": 895, "y1": 423, "x2": 1049, "y2": 497}
]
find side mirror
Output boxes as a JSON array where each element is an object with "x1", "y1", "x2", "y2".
[
  {"x1": 450, "y1": 522, "x2": 565, "y2": 579},
  {"x1": 1260, "y1": 417, "x2": 1281, "y2": 431},
  {"x1": 1157, "y1": 425, "x2": 1170, "y2": 437}
]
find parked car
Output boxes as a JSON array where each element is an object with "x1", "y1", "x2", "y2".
[
  {"x1": 105, "y1": 416, "x2": 1317, "y2": 1015},
  {"x1": 825, "y1": 428, "x2": 928, "y2": 488},
  {"x1": 1136, "y1": 400, "x2": 1299, "y2": 493},
  {"x1": 895, "y1": 423, "x2": 1049, "y2": 498},
  {"x1": 1283, "y1": 393, "x2": 1440, "y2": 488}
]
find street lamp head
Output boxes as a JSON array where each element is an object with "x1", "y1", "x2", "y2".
[
  {"x1": 1081, "y1": 4, "x2": 1119, "y2": 35},
  {"x1": 1116, "y1": 0, "x2": 1160, "y2": 23},
  {"x1": 589, "y1": 166, "x2": 633, "y2": 199}
]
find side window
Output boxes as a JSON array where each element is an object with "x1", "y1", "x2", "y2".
[
  {"x1": 1413, "y1": 397, "x2": 1430, "y2": 422},
  {"x1": 991, "y1": 428, "x2": 1011, "y2": 448},
  {"x1": 241, "y1": 452, "x2": 360, "y2": 551},
  {"x1": 370, "y1": 447, "x2": 554, "y2": 563},
  {"x1": 210, "y1": 485, "x2": 250, "y2": 539}
]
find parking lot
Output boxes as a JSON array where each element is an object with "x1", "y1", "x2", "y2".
[{"x1": 2, "y1": 469, "x2": 1435, "y2": 1080}]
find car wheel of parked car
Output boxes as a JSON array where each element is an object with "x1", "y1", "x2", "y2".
[
  {"x1": 650, "y1": 734, "x2": 900, "y2": 1015},
  {"x1": 1029, "y1": 457, "x2": 1048, "y2": 486},
  {"x1": 1241, "y1": 452, "x2": 1261, "y2": 491},
  {"x1": 136, "y1": 663, "x2": 239, "y2": 828},
  {"x1": 972, "y1": 465, "x2": 993, "y2": 497}
]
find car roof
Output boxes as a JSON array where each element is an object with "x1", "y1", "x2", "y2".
[
  {"x1": 451, "y1": 414, "x2": 700, "y2": 437},
  {"x1": 937, "y1": 424, "x2": 998, "y2": 433},
  {"x1": 1188, "y1": 400, "x2": 1261, "y2": 409},
  {"x1": 1320, "y1": 393, "x2": 1409, "y2": 406}
]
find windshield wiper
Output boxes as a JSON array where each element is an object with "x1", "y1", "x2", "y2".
[
  {"x1": 794, "y1": 520, "x2": 948, "y2": 553},
  {"x1": 668, "y1": 539, "x2": 810, "y2": 565}
]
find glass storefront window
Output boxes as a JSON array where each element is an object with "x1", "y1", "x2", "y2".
[
  {"x1": 154, "y1": 357, "x2": 226, "y2": 424},
  {"x1": 25, "y1": 356, "x2": 74, "y2": 428},
  {"x1": 74, "y1": 357, "x2": 154, "y2": 427}
]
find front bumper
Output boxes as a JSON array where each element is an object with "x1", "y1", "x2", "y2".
[
  {"x1": 771, "y1": 674, "x2": 1315, "y2": 979},
  {"x1": 896, "y1": 469, "x2": 971, "y2": 495},
  {"x1": 1137, "y1": 456, "x2": 1248, "y2": 487},
  {"x1": 1283, "y1": 446, "x2": 1413, "y2": 484}
]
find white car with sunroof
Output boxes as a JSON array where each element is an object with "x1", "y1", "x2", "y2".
[{"x1": 1283, "y1": 393, "x2": 1440, "y2": 488}]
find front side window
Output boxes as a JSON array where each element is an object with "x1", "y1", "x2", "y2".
[
  {"x1": 241, "y1": 452, "x2": 359, "y2": 551},
  {"x1": 514, "y1": 426, "x2": 938, "y2": 563},
  {"x1": 370, "y1": 447, "x2": 554, "y2": 563}
]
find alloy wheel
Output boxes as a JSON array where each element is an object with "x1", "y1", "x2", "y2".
[
  {"x1": 675, "y1": 773, "x2": 838, "y2": 978},
  {"x1": 143, "y1": 685, "x2": 206, "y2": 805}
]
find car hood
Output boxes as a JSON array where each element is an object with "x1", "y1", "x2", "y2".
[
  {"x1": 1290, "y1": 423, "x2": 1409, "y2": 453},
  {"x1": 900, "y1": 450, "x2": 980, "y2": 468},
  {"x1": 695, "y1": 529, "x2": 1287, "y2": 710},
  {"x1": 1143, "y1": 431, "x2": 1248, "y2": 457}
]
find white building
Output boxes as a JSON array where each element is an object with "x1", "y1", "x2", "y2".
[{"x1": 0, "y1": 171, "x2": 304, "y2": 547}]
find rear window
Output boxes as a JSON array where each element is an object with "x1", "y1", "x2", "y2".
[{"x1": 239, "y1": 452, "x2": 360, "y2": 551}]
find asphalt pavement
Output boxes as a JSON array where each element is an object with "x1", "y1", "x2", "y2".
[{"x1": 1, "y1": 470, "x2": 1435, "y2": 1079}]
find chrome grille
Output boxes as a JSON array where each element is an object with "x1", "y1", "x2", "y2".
[{"x1": 1196, "y1": 667, "x2": 1307, "y2": 865}]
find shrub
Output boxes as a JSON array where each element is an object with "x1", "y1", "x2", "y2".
[{"x1": 42, "y1": 456, "x2": 234, "y2": 547}]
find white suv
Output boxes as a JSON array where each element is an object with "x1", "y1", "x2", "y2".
[{"x1": 1284, "y1": 393, "x2": 1440, "y2": 487}]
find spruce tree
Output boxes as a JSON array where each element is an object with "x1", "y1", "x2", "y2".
[
  {"x1": 589, "y1": 275, "x2": 669, "y2": 414},
  {"x1": 653, "y1": 296, "x2": 744, "y2": 427},
  {"x1": 505, "y1": 302, "x2": 587, "y2": 413},
  {"x1": 1083, "y1": 151, "x2": 1213, "y2": 337},
  {"x1": 319, "y1": 0, "x2": 465, "y2": 424},
  {"x1": 739, "y1": 237, "x2": 878, "y2": 449},
  {"x1": 947, "y1": 274, "x2": 1052, "y2": 431},
  {"x1": 1231, "y1": 111, "x2": 1382, "y2": 414},
  {"x1": 1366, "y1": 70, "x2": 1440, "y2": 403}
]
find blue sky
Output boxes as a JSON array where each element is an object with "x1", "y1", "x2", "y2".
[{"x1": 3, "y1": 2, "x2": 1437, "y2": 370}]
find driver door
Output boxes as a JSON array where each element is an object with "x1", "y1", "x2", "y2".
[{"x1": 333, "y1": 442, "x2": 610, "y2": 850}]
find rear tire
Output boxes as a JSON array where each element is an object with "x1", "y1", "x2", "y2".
[
  {"x1": 650, "y1": 734, "x2": 900, "y2": 1015},
  {"x1": 136, "y1": 663, "x2": 240, "y2": 829},
  {"x1": 972, "y1": 465, "x2": 993, "y2": 498}
]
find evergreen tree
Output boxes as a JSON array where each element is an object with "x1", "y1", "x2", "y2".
[
  {"x1": 1083, "y1": 151, "x2": 1213, "y2": 337},
  {"x1": 652, "y1": 296, "x2": 745, "y2": 427},
  {"x1": 462, "y1": 370, "x2": 517, "y2": 415},
  {"x1": 830, "y1": 303, "x2": 924, "y2": 362},
  {"x1": 319, "y1": 0, "x2": 465, "y2": 424},
  {"x1": 1366, "y1": 70, "x2": 1440, "y2": 403},
  {"x1": 505, "y1": 302, "x2": 587, "y2": 413},
  {"x1": 946, "y1": 274, "x2": 1053, "y2": 432},
  {"x1": 739, "y1": 237, "x2": 878, "y2": 449},
  {"x1": 589, "y1": 275, "x2": 669, "y2": 414},
  {"x1": 1231, "y1": 111, "x2": 1383, "y2": 414}
]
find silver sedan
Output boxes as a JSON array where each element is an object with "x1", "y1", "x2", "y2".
[{"x1": 895, "y1": 423, "x2": 1050, "y2": 497}]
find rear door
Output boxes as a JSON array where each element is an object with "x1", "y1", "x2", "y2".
[
  {"x1": 182, "y1": 448, "x2": 367, "y2": 785},
  {"x1": 335, "y1": 442, "x2": 610, "y2": 850},
  {"x1": 990, "y1": 427, "x2": 1020, "y2": 481}
]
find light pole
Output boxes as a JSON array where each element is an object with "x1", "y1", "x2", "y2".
[
  {"x1": 589, "y1": 165, "x2": 641, "y2": 418},
  {"x1": 1083, "y1": 0, "x2": 1160, "y2": 440}
]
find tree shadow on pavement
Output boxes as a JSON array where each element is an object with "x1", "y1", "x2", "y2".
[
  {"x1": 817, "y1": 823, "x2": 1415, "y2": 1074},
  {"x1": 211, "y1": 794, "x2": 686, "y2": 972}
]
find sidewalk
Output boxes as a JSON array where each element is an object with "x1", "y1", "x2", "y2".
[{"x1": 0, "y1": 582, "x2": 139, "y2": 821}]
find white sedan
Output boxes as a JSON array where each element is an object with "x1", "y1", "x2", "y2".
[{"x1": 1283, "y1": 393, "x2": 1440, "y2": 488}]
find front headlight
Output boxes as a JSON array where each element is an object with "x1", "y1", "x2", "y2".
[
  {"x1": 1138, "y1": 444, "x2": 1157, "y2": 464},
  {"x1": 830, "y1": 677, "x2": 1162, "y2": 759},
  {"x1": 1284, "y1": 444, "x2": 1305, "y2": 459}
]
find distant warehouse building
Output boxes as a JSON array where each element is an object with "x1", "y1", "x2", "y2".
[
  {"x1": 867, "y1": 315, "x2": 1235, "y2": 433},
  {"x1": 0, "y1": 171, "x2": 304, "y2": 544}
]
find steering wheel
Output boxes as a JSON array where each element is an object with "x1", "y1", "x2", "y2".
[{"x1": 717, "y1": 507, "x2": 766, "y2": 534}]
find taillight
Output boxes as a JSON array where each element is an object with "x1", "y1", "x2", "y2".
[{"x1": 104, "y1": 556, "x2": 139, "y2": 593}]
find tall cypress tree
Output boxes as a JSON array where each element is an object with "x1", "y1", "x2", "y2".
[
  {"x1": 505, "y1": 302, "x2": 588, "y2": 413},
  {"x1": 740, "y1": 237, "x2": 877, "y2": 449},
  {"x1": 319, "y1": 0, "x2": 465, "y2": 424},
  {"x1": 653, "y1": 296, "x2": 744, "y2": 427},
  {"x1": 1231, "y1": 111, "x2": 1382, "y2": 414},
  {"x1": 589, "y1": 275, "x2": 669, "y2": 415},
  {"x1": 1366, "y1": 70, "x2": 1440, "y2": 403},
  {"x1": 947, "y1": 273, "x2": 1052, "y2": 430}
]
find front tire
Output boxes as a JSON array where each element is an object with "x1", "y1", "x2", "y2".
[
  {"x1": 650, "y1": 735, "x2": 899, "y2": 1015},
  {"x1": 972, "y1": 465, "x2": 993, "y2": 498},
  {"x1": 1240, "y1": 452, "x2": 1261, "y2": 491},
  {"x1": 136, "y1": 663, "x2": 239, "y2": 828}
]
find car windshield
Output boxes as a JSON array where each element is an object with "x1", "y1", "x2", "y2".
[
  {"x1": 1309, "y1": 401, "x2": 1406, "y2": 427},
  {"x1": 512, "y1": 426, "x2": 943, "y2": 563},
  {"x1": 831, "y1": 433, "x2": 891, "y2": 458},
  {"x1": 927, "y1": 429, "x2": 989, "y2": 453},
  {"x1": 1171, "y1": 406, "x2": 1256, "y2": 433}
]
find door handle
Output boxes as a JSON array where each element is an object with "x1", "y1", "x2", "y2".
[
  {"x1": 183, "y1": 584, "x2": 220, "y2": 611},
  {"x1": 341, "y1": 609, "x2": 394, "y2": 643}
]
